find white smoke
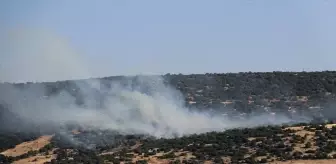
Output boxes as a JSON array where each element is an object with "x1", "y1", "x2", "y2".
[
  {"x1": 0, "y1": 76, "x2": 300, "y2": 138},
  {"x1": 0, "y1": 29, "x2": 309, "y2": 140},
  {"x1": 0, "y1": 28, "x2": 92, "y2": 83}
]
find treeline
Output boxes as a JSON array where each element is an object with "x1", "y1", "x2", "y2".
[
  {"x1": 0, "y1": 71, "x2": 336, "y2": 163},
  {"x1": 2, "y1": 71, "x2": 336, "y2": 115},
  {"x1": 33, "y1": 122, "x2": 336, "y2": 164}
]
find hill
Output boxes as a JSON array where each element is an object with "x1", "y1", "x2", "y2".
[{"x1": 1, "y1": 71, "x2": 336, "y2": 163}]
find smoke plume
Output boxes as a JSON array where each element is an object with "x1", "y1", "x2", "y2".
[
  {"x1": 0, "y1": 29, "x2": 311, "y2": 140},
  {"x1": 0, "y1": 77, "x2": 305, "y2": 139}
]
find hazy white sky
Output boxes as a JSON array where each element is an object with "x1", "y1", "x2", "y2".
[{"x1": 0, "y1": 0, "x2": 335, "y2": 82}]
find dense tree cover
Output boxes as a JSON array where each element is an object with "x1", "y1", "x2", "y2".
[
  {"x1": 0, "y1": 71, "x2": 336, "y2": 163},
  {"x1": 3, "y1": 71, "x2": 336, "y2": 112},
  {"x1": 166, "y1": 72, "x2": 336, "y2": 110}
]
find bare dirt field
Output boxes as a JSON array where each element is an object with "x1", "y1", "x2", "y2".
[
  {"x1": 12, "y1": 153, "x2": 56, "y2": 164},
  {"x1": 0, "y1": 135, "x2": 53, "y2": 157}
]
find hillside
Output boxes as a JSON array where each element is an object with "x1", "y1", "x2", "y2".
[
  {"x1": 3, "y1": 71, "x2": 336, "y2": 116},
  {"x1": 1, "y1": 71, "x2": 336, "y2": 163},
  {"x1": 2, "y1": 123, "x2": 336, "y2": 163}
]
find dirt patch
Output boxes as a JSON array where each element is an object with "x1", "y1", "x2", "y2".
[
  {"x1": 130, "y1": 142, "x2": 142, "y2": 150},
  {"x1": 71, "y1": 129, "x2": 81, "y2": 135},
  {"x1": 129, "y1": 154, "x2": 170, "y2": 164},
  {"x1": 270, "y1": 159, "x2": 336, "y2": 164},
  {"x1": 283, "y1": 124, "x2": 336, "y2": 155},
  {"x1": 0, "y1": 135, "x2": 53, "y2": 157},
  {"x1": 284, "y1": 124, "x2": 336, "y2": 131},
  {"x1": 146, "y1": 158, "x2": 170, "y2": 164},
  {"x1": 325, "y1": 124, "x2": 336, "y2": 129},
  {"x1": 284, "y1": 126, "x2": 305, "y2": 131},
  {"x1": 13, "y1": 154, "x2": 56, "y2": 164},
  {"x1": 248, "y1": 137, "x2": 265, "y2": 141},
  {"x1": 124, "y1": 150, "x2": 195, "y2": 164},
  {"x1": 174, "y1": 151, "x2": 195, "y2": 161},
  {"x1": 221, "y1": 157, "x2": 231, "y2": 164}
]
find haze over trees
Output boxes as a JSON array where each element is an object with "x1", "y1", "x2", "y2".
[{"x1": 1, "y1": 71, "x2": 336, "y2": 163}]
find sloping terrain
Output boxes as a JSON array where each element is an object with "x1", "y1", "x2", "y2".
[
  {"x1": 1, "y1": 121, "x2": 336, "y2": 163},
  {"x1": 21, "y1": 122, "x2": 333, "y2": 164},
  {"x1": 0, "y1": 135, "x2": 53, "y2": 157},
  {"x1": 270, "y1": 159, "x2": 336, "y2": 164},
  {"x1": 0, "y1": 72, "x2": 336, "y2": 163},
  {"x1": 12, "y1": 153, "x2": 56, "y2": 164},
  {"x1": 99, "y1": 123, "x2": 336, "y2": 163}
]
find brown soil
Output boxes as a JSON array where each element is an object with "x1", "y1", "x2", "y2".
[
  {"x1": 13, "y1": 153, "x2": 56, "y2": 164},
  {"x1": 270, "y1": 159, "x2": 336, "y2": 164},
  {"x1": 71, "y1": 129, "x2": 81, "y2": 135},
  {"x1": 0, "y1": 135, "x2": 53, "y2": 157}
]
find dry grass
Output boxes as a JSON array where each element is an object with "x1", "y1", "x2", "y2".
[
  {"x1": 125, "y1": 124, "x2": 336, "y2": 163},
  {"x1": 71, "y1": 129, "x2": 81, "y2": 135},
  {"x1": 130, "y1": 142, "x2": 142, "y2": 150},
  {"x1": 270, "y1": 159, "x2": 336, "y2": 164},
  {"x1": 269, "y1": 124, "x2": 336, "y2": 164},
  {"x1": 284, "y1": 124, "x2": 336, "y2": 131},
  {"x1": 221, "y1": 157, "x2": 231, "y2": 164},
  {"x1": 0, "y1": 135, "x2": 53, "y2": 157},
  {"x1": 284, "y1": 126, "x2": 305, "y2": 131},
  {"x1": 325, "y1": 124, "x2": 336, "y2": 129},
  {"x1": 283, "y1": 124, "x2": 336, "y2": 153},
  {"x1": 119, "y1": 150, "x2": 196, "y2": 164},
  {"x1": 126, "y1": 152, "x2": 171, "y2": 164},
  {"x1": 13, "y1": 153, "x2": 56, "y2": 164}
]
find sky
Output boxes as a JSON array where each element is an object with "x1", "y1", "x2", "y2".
[{"x1": 0, "y1": 0, "x2": 335, "y2": 83}]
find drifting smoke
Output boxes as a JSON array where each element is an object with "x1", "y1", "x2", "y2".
[
  {"x1": 0, "y1": 28, "x2": 92, "y2": 83},
  {"x1": 0, "y1": 29, "x2": 311, "y2": 140},
  {"x1": 0, "y1": 77, "x2": 307, "y2": 139}
]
